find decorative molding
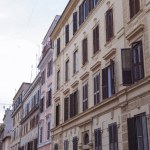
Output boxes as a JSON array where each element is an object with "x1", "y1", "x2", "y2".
[
  {"x1": 71, "y1": 80, "x2": 79, "y2": 88},
  {"x1": 80, "y1": 71, "x2": 89, "y2": 80},
  {"x1": 103, "y1": 48, "x2": 116, "y2": 60},
  {"x1": 63, "y1": 88, "x2": 70, "y2": 95},
  {"x1": 90, "y1": 61, "x2": 101, "y2": 71},
  {"x1": 54, "y1": 97, "x2": 60, "y2": 102},
  {"x1": 78, "y1": 119, "x2": 92, "y2": 127},
  {"x1": 126, "y1": 24, "x2": 144, "y2": 40}
]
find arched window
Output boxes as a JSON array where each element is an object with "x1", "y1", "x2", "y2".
[
  {"x1": 54, "y1": 144, "x2": 58, "y2": 150},
  {"x1": 84, "y1": 133, "x2": 89, "y2": 145}
]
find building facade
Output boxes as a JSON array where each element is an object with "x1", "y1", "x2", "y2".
[
  {"x1": 51, "y1": 0, "x2": 150, "y2": 150},
  {"x1": 19, "y1": 74, "x2": 40, "y2": 150},
  {"x1": 11, "y1": 83, "x2": 31, "y2": 150},
  {"x1": 37, "y1": 15, "x2": 60, "y2": 150},
  {"x1": 0, "y1": 109, "x2": 13, "y2": 150}
]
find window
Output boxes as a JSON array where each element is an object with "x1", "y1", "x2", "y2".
[
  {"x1": 93, "y1": 73, "x2": 100, "y2": 105},
  {"x1": 54, "y1": 144, "x2": 58, "y2": 150},
  {"x1": 39, "y1": 127, "x2": 43, "y2": 143},
  {"x1": 56, "y1": 104, "x2": 60, "y2": 126},
  {"x1": 46, "y1": 89, "x2": 52, "y2": 108},
  {"x1": 70, "y1": 90, "x2": 78, "y2": 118},
  {"x1": 73, "y1": 12, "x2": 77, "y2": 35},
  {"x1": 65, "y1": 24, "x2": 69, "y2": 45},
  {"x1": 57, "y1": 70, "x2": 60, "y2": 90},
  {"x1": 73, "y1": 50, "x2": 78, "y2": 74},
  {"x1": 41, "y1": 71, "x2": 45, "y2": 85},
  {"x1": 34, "y1": 139, "x2": 38, "y2": 150},
  {"x1": 40, "y1": 98, "x2": 44, "y2": 113},
  {"x1": 82, "y1": 38, "x2": 88, "y2": 65},
  {"x1": 127, "y1": 114, "x2": 149, "y2": 150},
  {"x1": 108, "y1": 123, "x2": 118, "y2": 150},
  {"x1": 84, "y1": 133, "x2": 89, "y2": 145},
  {"x1": 83, "y1": 83, "x2": 88, "y2": 111},
  {"x1": 102, "y1": 60, "x2": 115, "y2": 99},
  {"x1": 94, "y1": 128, "x2": 102, "y2": 150},
  {"x1": 65, "y1": 60, "x2": 69, "y2": 82},
  {"x1": 57, "y1": 38, "x2": 60, "y2": 56},
  {"x1": 64, "y1": 140, "x2": 68, "y2": 150},
  {"x1": 73, "y1": 136, "x2": 78, "y2": 150},
  {"x1": 129, "y1": 0, "x2": 140, "y2": 18},
  {"x1": 121, "y1": 41, "x2": 144, "y2": 85},
  {"x1": 79, "y1": 0, "x2": 88, "y2": 25},
  {"x1": 64, "y1": 97, "x2": 69, "y2": 121},
  {"x1": 47, "y1": 122, "x2": 50, "y2": 140},
  {"x1": 93, "y1": 25, "x2": 99, "y2": 54},
  {"x1": 89, "y1": 0, "x2": 98, "y2": 12},
  {"x1": 47, "y1": 60, "x2": 53, "y2": 77},
  {"x1": 106, "y1": 9, "x2": 114, "y2": 42}
]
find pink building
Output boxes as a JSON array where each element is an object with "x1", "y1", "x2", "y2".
[{"x1": 37, "y1": 16, "x2": 60, "y2": 150}]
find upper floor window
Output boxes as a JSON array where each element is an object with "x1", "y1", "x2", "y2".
[
  {"x1": 64, "y1": 140, "x2": 68, "y2": 150},
  {"x1": 56, "y1": 104, "x2": 60, "y2": 126},
  {"x1": 41, "y1": 70, "x2": 45, "y2": 85},
  {"x1": 46, "y1": 89, "x2": 52, "y2": 108},
  {"x1": 54, "y1": 144, "x2": 58, "y2": 150},
  {"x1": 47, "y1": 121, "x2": 50, "y2": 140},
  {"x1": 93, "y1": 73, "x2": 100, "y2": 105},
  {"x1": 57, "y1": 70, "x2": 60, "y2": 90},
  {"x1": 65, "y1": 59, "x2": 69, "y2": 82},
  {"x1": 73, "y1": 50, "x2": 79, "y2": 74},
  {"x1": 73, "y1": 12, "x2": 78, "y2": 35},
  {"x1": 83, "y1": 82, "x2": 88, "y2": 111},
  {"x1": 108, "y1": 123, "x2": 118, "y2": 150},
  {"x1": 129, "y1": 0, "x2": 140, "y2": 18},
  {"x1": 89, "y1": 0, "x2": 98, "y2": 12},
  {"x1": 64, "y1": 97, "x2": 69, "y2": 121},
  {"x1": 47, "y1": 60, "x2": 53, "y2": 77},
  {"x1": 73, "y1": 136, "x2": 78, "y2": 150},
  {"x1": 39, "y1": 126, "x2": 43, "y2": 143},
  {"x1": 102, "y1": 60, "x2": 115, "y2": 99},
  {"x1": 82, "y1": 38, "x2": 88, "y2": 65},
  {"x1": 57, "y1": 38, "x2": 60, "y2": 56},
  {"x1": 79, "y1": 0, "x2": 88, "y2": 26},
  {"x1": 94, "y1": 128, "x2": 102, "y2": 150},
  {"x1": 65, "y1": 24, "x2": 69, "y2": 45},
  {"x1": 127, "y1": 113, "x2": 149, "y2": 150},
  {"x1": 40, "y1": 97, "x2": 44, "y2": 113},
  {"x1": 106, "y1": 9, "x2": 114, "y2": 42},
  {"x1": 93, "y1": 25, "x2": 99, "y2": 54},
  {"x1": 121, "y1": 41, "x2": 144, "y2": 85}
]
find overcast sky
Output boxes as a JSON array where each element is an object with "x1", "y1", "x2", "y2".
[{"x1": 0, "y1": 0, "x2": 68, "y2": 122}]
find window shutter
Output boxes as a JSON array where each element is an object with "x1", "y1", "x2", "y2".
[
  {"x1": 73, "y1": 12, "x2": 77, "y2": 35},
  {"x1": 64, "y1": 97, "x2": 69, "y2": 121},
  {"x1": 82, "y1": 38, "x2": 88, "y2": 65},
  {"x1": 93, "y1": 27, "x2": 96, "y2": 54},
  {"x1": 121, "y1": 48, "x2": 133, "y2": 85},
  {"x1": 127, "y1": 118, "x2": 137, "y2": 150},
  {"x1": 57, "y1": 38, "x2": 60, "y2": 56},
  {"x1": 70, "y1": 94, "x2": 74, "y2": 118},
  {"x1": 85, "y1": 83, "x2": 88, "y2": 110},
  {"x1": 83, "y1": 85, "x2": 85, "y2": 111},
  {"x1": 73, "y1": 137, "x2": 78, "y2": 150},
  {"x1": 110, "y1": 60, "x2": 115, "y2": 95},
  {"x1": 132, "y1": 41, "x2": 144, "y2": 82},
  {"x1": 74, "y1": 90, "x2": 78, "y2": 116},
  {"x1": 95, "y1": 25, "x2": 99, "y2": 52},
  {"x1": 102, "y1": 68, "x2": 108, "y2": 99},
  {"x1": 79, "y1": 5, "x2": 82, "y2": 26},
  {"x1": 49, "y1": 89, "x2": 52, "y2": 106},
  {"x1": 56, "y1": 105, "x2": 59, "y2": 126},
  {"x1": 94, "y1": 76, "x2": 97, "y2": 105},
  {"x1": 65, "y1": 24, "x2": 69, "y2": 45}
]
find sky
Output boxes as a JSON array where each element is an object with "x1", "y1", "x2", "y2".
[{"x1": 0, "y1": 0, "x2": 68, "y2": 123}]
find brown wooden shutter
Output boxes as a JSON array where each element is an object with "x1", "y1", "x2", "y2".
[
  {"x1": 132, "y1": 41, "x2": 144, "y2": 82},
  {"x1": 102, "y1": 68, "x2": 108, "y2": 99},
  {"x1": 121, "y1": 48, "x2": 133, "y2": 85},
  {"x1": 110, "y1": 60, "x2": 115, "y2": 95},
  {"x1": 73, "y1": 12, "x2": 77, "y2": 35},
  {"x1": 57, "y1": 38, "x2": 60, "y2": 56},
  {"x1": 64, "y1": 97, "x2": 69, "y2": 121},
  {"x1": 79, "y1": 5, "x2": 82, "y2": 26},
  {"x1": 95, "y1": 25, "x2": 99, "y2": 52},
  {"x1": 74, "y1": 90, "x2": 78, "y2": 116},
  {"x1": 56, "y1": 105, "x2": 59, "y2": 126},
  {"x1": 127, "y1": 117, "x2": 137, "y2": 150},
  {"x1": 70, "y1": 93, "x2": 74, "y2": 118},
  {"x1": 85, "y1": 83, "x2": 88, "y2": 110},
  {"x1": 65, "y1": 24, "x2": 69, "y2": 45},
  {"x1": 82, "y1": 38, "x2": 88, "y2": 65}
]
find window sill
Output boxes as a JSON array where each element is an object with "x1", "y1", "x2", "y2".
[
  {"x1": 104, "y1": 36, "x2": 115, "y2": 47},
  {"x1": 127, "y1": 9, "x2": 143, "y2": 25},
  {"x1": 91, "y1": 50, "x2": 100, "y2": 59}
]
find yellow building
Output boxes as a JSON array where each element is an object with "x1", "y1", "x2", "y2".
[{"x1": 51, "y1": 0, "x2": 150, "y2": 150}]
